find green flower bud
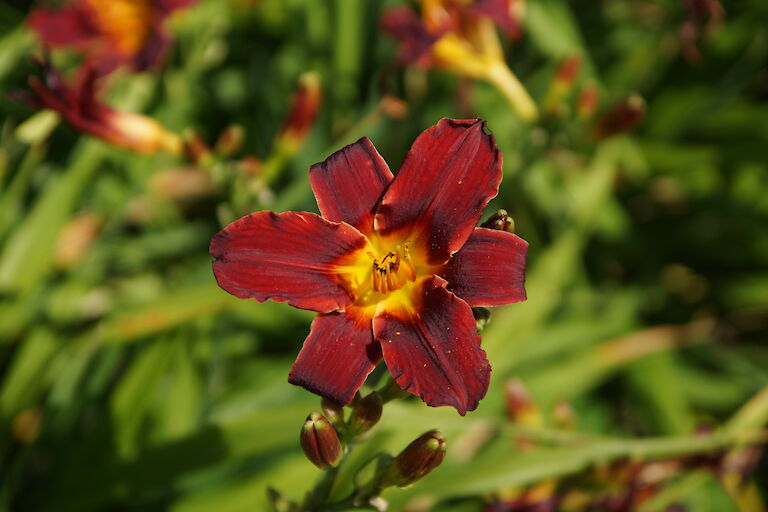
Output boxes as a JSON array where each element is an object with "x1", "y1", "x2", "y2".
[{"x1": 481, "y1": 209, "x2": 515, "y2": 233}]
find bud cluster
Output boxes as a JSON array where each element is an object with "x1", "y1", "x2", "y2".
[{"x1": 289, "y1": 386, "x2": 448, "y2": 511}]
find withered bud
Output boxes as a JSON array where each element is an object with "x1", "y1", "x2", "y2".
[
  {"x1": 278, "y1": 72, "x2": 321, "y2": 150},
  {"x1": 321, "y1": 397, "x2": 344, "y2": 424},
  {"x1": 472, "y1": 307, "x2": 491, "y2": 333},
  {"x1": 349, "y1": 392, "x2": 383, "y2": 436},
  {"x1": 505, "y1": 378, "x2": 540, "y2": 426},
  {"x1": 481, "y1": 209, "x2": 515, "y2": 233},
  {"x1": 215, "y1": 124, "x2": 245, "y2": 157},
  {"x1": 595, "y1": 94, "x2": 646, "y2": 139},
  {"x1": 182, "y1": 129, "x2": 213, "y2": 166},
  {"x1": 300, "y1": 412, "x2": 341, "y2": 469},
  {"x1": 380, "y1": 430, "x2": 446, "y2": 487}
]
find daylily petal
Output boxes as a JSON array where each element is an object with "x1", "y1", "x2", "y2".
[
  {"x1": 374, "y1": 276, "x2": 490, "y2": 415},
  {"x1": 310, "y1": 137, "x2": 394, "y2": 234},
  {"x1": 470, "y1": 0, "x2": 523, "y2": 39},
  {"x1": 380, "y1": 6, "x2": 442, "y2": 66},
  {"x1": 441, "y1": 227, "x2": 528, "y2": 306},
  {"x1": 374, "y1": 118, "x2": 502, "y2": 264},
  {"x1": 132, "y1": 26, "x2": 169, "y2": 71},
  {"x1": 289, "y1": 309, "x2": 381, "y2": 405},
  {"x1": 211, "y1": 211, "x2": 367, "y2": 313},
  {"x1": 27, "y1": 4, "x2": 97, "y2": 49}
]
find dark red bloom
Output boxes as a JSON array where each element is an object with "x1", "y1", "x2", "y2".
[
  {"x1": 27, "y1": 0, "x2": 196, "y2": 75},
  {"x1": 211, "y1": 119, "x2": 528, "y2": 414},
  {"x1": 24, "y1": 57, "x2": 181, "y2": 154}
]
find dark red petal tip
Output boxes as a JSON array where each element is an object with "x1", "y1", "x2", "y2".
[
  {"x1": 310, "y1": 137, "x2": 393, "y2": 233},
  {"x1": 211, "y1": 211, "x2": 367, "y2": 313},
  {"x1": 375, "y1": 118, "x2": 503, "y2": 264},
  {"x1": 442, "y1": 227, "x2": 528, "y2": 307},
  {"x1": 375, "y1": 276, "x2": 491, "y2": 415},
  {"x1": 289, "y1": 310, "x2": 381, "y2": 405}
]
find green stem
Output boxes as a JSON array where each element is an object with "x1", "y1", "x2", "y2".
[{"x1": 301, "y1": 465, "x2": 341, "y2": 512}]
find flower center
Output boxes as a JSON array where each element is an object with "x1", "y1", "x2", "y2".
[
  {"x1": 366, "y1": 241, "x2": 416, "y2": 295},
  {"x1": 86, "y1": 0, "x2": 153, "y2": 55}
]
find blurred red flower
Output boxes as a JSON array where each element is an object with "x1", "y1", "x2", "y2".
[
  {"x1": 25, "y1": 57, "x2": 181, "y2": 154},
  {"x1": 27, "y1": 0, "x2": 197, "y2": 75},
  {"x1": 211, "y1": 119, "x2": 528, "y2": 414},
  {"x1": 381, "y1": 0, "x2": 537, "y2": 121}
]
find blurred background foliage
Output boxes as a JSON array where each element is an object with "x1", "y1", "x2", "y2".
[{"x1": 1, "y1": 0, "x2": 767, "y2": 510}]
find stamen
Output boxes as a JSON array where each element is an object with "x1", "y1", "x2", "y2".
[
  {"x1": 402, "y1": 241, "x2": 417, "y2": 280},
  {"x1": 367, "y1": 240, "x2": 417, "y2": 295}
]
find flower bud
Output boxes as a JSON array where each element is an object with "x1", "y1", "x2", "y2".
[
  {"x1": 349, "y1": 391, "x2": 383, "y2": 436},
  {"x1": 577, "y1": 83, "x2": 600, "y2": 121},
  {"x1": 505, "y1": 378, "x2": 540, "y2": 426},
  {"x1": 543, "y1": 55, "x2": 581, "y2": 115},
  {"x1": 595, "y1": 94, "x2": 646, "y2": 139},
  {"x1": 278, "y1": 72, "x2": 321, "y2": 152},
  {"x1": 555, "y1": 55, "x2": 581, "y2": 86},
  {"x1": 300, "y1": 412, "x2": 341, "y2": 469},
  {"x1": 481, "y1": 209, "x2": 515, "y2": 233},
  {"x1": 182, "y1": 129, "x2": 213, "y2": 166},
  {"x1": 215, "y1": 124, "x2": 245, "y2": 157},
  {"x1": 380, "y1": 430, "x2": 446, "y2": 487},
  {"x1": 321, "y1": 397, "x2": 344, "y2": 424}
]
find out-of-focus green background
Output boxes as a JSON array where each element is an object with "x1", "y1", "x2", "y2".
[{"x1": 1, "y1": 0, "x2": 767, "y2": 511}]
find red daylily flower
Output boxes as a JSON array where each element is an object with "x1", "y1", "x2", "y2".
[
  {"x1": 381, "y1": 0, "x2": 537, "y2": 122},
  {"x1": 24, "y1": 57, "x2": 181, "y2": 154},
  {"x1": 27, "y1": 0, "x2": 196, "y2": 74},
  {"x1": 381, "y1": 0, "x2": 522, "y2": 68},
  {"x1": 211, "y1": 119, "x2": 528, "y2": 414}
]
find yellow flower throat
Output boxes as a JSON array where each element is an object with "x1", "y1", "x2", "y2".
[{"x1": 367, "y1": 241, "x2": 416, "y2": 295}]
